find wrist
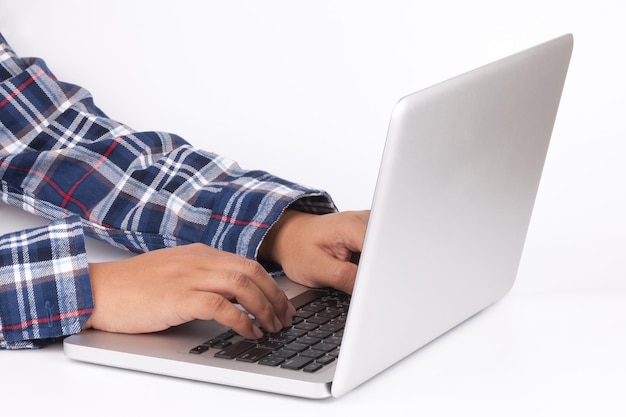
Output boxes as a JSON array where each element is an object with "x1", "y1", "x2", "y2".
[{"x1": 258, "y1": 209, "x2": 306, "y2": 265}]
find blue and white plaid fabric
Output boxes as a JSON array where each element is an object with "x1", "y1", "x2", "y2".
[
  {"x1": 0, "y1": 215, "x2": 91, "y2": 349},
  {"x1": 0, "y1": 33, "x2": 336, "y2": 348}
]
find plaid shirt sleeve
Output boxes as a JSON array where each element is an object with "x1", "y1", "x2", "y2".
[
  {"x1": 0, "y1": 33, "x2": 337, "y2": 348},
  {"x1": 0, "y1": 215, "x2": 92, "y2": 349}
]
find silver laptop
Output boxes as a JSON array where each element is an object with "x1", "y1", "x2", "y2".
[{"x1": 63, "y1": 34, "x2": 573, "y2": 398}]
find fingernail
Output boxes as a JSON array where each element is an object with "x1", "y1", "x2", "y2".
[
  {"x1": 282, "y1": 311, "x2": 293, "y2": 327},
  {"x1": 284, "y1": 302, "x2": 296, "y2": 327},
  {"x1": 252, "y1": 325, "x2": 264, "y2": 339},
  {"x1": 273, "y1": 316, "x2": 283, "y2": 333}
]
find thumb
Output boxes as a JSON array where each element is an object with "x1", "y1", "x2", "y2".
[{"x1": 311, "y1": 249, "x2": 359, "y2": 294}]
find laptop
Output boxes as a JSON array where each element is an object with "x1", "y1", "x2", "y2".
[{"x1": 63, "y1": 34, "x2": 573, "y2": 398}]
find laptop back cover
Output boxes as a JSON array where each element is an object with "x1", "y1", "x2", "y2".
[{"x1": 331, "y1": 34, "x2": 573, "y2": 397}]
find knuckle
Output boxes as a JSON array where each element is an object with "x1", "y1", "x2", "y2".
[
  {"x1": 162, "y1": 255, "x2": 193, "y2": 276},
  {"x1": 205, "y1": 293, "x2": 229, "y2": 312},
  {"x1": 254, "y1": 300, "x2": 275, "y2": 321},
  {"x1": 267, "y1": 284, "x2": 287, "y2": 306},
  {"x1": 186, "y1": 242, "x2": 204, "y2": 250},
  {"x1": 237, "y1": 257, "x2": 265, "y2": 276},
  {"x1": 202, "y1": 294, "x2": 251, "y2": 331},
  {"x1": 230, "y1": 308, "x2": 252, "y2": 329},
  {"x1": 228, "y1": 270, "x2": 252, "y2": 290}
]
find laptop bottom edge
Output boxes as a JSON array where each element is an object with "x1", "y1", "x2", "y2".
[{"x1": 63, "y1": 340, "x2": 334, "y2": 399}]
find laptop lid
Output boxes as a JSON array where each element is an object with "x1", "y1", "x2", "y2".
[
  {"x1": 331, "y1": 33, "x2": 573, "y2": 397},
  {"x1": 63, "y1": 34, "x2": 573, "y2": 399}
]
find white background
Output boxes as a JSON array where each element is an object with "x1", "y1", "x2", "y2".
[{"x1": 0, "y1": 0, "x2": 624, "y2": 416}]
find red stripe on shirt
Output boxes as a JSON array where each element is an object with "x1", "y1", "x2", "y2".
[
  {"x1": 0, "y1": 159, "x2": 113, "y2": 228},
  {"x1": 61, "y1": 136, "x2": 122, "y2": 208},
  {"x1": 2, "y1": 308, "x2": 93, "y2": 331},
  {"x1": 0, "y1": 68, "x2": 45, "y2": 109},
  {"x1": 210, "y1": 213, "x2": 270, "y2": 229}
]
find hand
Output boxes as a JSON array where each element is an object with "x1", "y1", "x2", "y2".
[
  {"x1": 84, "y1": 243, "x2": 295, "y2": 339},
  {"x1": 259, "y1": 210, "x2": 370, "y2": 294}
]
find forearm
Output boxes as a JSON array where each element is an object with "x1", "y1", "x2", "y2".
[
  {"x1": 0, "y1": 33, "x2": 337, "y2": 260},
  {"x1": 0, "y1": 33, "x2": 341, "y2": 349}
]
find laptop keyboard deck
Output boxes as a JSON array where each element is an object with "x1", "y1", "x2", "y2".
[{"x1": 189, "y1": 288, "x2": 350, "y2": 373}]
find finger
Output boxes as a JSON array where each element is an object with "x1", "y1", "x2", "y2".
[
  {"x1": 231, "y1": 256, "x2": 295, "y2": 327},
  {"x1": 200, "y1": 268, "x2": 286, "y2": 334},
  {"x1": 184, "y1": 292, "x2": 263, "y2": 340},
  {"x1": 188, "y1": 247, "x2": 293, "y2": 331},
  {"x1": 338, "y1": 210, "x2": 370, "y2": 253},
  {"x1": 319, "y1": 211, "x2": 368, "y2": 264},
  {"x1": 310, "y1": 249, "x2": 359, "y2": 294}
]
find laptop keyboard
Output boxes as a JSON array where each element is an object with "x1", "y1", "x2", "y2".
[{"x1": 189, "y1": 288, "x2": 350, "y2": 373}]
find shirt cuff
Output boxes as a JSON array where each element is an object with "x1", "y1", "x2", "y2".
[{"x1": 0, "y1": 215, "x2": 93, "y2": 348}]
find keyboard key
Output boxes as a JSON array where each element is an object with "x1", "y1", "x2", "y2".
[
  {"x1": 319, "y1": 322, "x2": 344, "y2": 333},
  {"x1": 272, "y1": 349, "x2": 297, "y2": 359},
  {"x1": 214, "y1": 340, "x2": 233, "y2": 349},
  {"x1": 303, "y1": 362, "x2": 324, "y2": 373},
  {"x1": 300, "y1": 349, "x2": 325, "y2": 359},
  {"x1": 259, "y1": 340, "x2": 284, "y2": 350},
  {"x1": 204, "y1": 330, "x2": 236, "y2": 346},
  {"x1": 325, "y1": 336, "x2": 343, "y2": 346},
  {"x1": 294, "y1": 310, "x2": 315, "y2": 319},
  {"x1": 236, "y1": 347, "x2": 273, "y2": 362},
  {"x1": 281, "y1": 328, "x2": 308, "y2": 339},
  {"x1": 268, "y1": 333, "x2": 297, "y2": 345},
  {"x1": 317, "y1": 309, "x2": 342, "y2": 319},
  {"x1": 307, "y1": 316, "x2": 331, "y2": 325},
  {"x1": 296, "y1": 336, "x2": 321, "y2": 347},
  {"x1": 316, "y1": 355, "x2": 336, "y2": 366},
  {"x1": 310, "y1": 342, "x2": 337, "y2": 353},
  {"x1": 308, "y1": 329, "x2": 332, "y2": 339},
  {"x1": 281, "y1": 355, "x2": 314, "y2": 370},
  {"x1": 258, "y1": 355, "x2": 286, "y2": 367},
  {"x1": 189, "y1": 345, "x2": 209, "y2": 354},
  {"x1": 283, "y1": 342, "x2": 309, "y2": 352},
  {"x1": 214, "y1": 340, "x2": 256, "y2": 359},
  {"x1": 294, "y1": 322, "x2": 319, "y2": 331},
  {"x1": 302, "y1": 304, "x2": 326, "y2": 313},
  {"x1": 328, "y1": 349, "x2": 340, "y2": 358}
]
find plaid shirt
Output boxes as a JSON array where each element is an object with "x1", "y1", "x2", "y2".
[{"x1": 0, "y1": 33, "x2": 336, "y2": 349}]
